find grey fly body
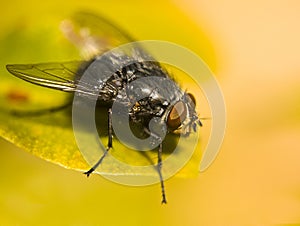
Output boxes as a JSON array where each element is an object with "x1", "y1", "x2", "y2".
[{"x1": 6, "y1": 12, "x2": 202, "y2": 204}]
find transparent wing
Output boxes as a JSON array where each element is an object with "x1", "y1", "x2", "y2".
[
  {"x1": 6, "y1": 61, "x2": 94, "y2": 94},
  {"x1": 61, "y1": 11, "x2": 137, "y2": 59},
  {"x1": 6, "y1": 12, "x2": 156, "y2": 97}
]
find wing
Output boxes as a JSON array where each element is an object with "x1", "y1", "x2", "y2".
[
  {"x1": 6, "y1": 61, "x2": 94, "y2": 94},
  {"x1": 61, "y1": 11, "x2": 137, "y2": 59},
  {"x1": 6, "y1": 12, "x2": 155, "y2": 96}
]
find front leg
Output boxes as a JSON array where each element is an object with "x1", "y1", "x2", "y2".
[
  {"x1": 157, "y1": 143, "x2": 167, "y2": 204},
  {"x1": 143, "y1": 127, "x2": 167, "y2": 204}
]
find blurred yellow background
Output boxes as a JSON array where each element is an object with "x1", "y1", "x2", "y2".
[{"x1": 1, "y1": 0, "x2": 300, "y2": 225}]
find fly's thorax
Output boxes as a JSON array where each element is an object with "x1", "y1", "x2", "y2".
[{"x1": 126, "y1": 82, "x2": 198, "y2": 137}]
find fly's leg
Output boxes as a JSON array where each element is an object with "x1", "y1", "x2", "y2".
[
  {"x1": 143, "y1": 127, "x2": 167, "y2": 204},
  {"x1": 10, "y1": 102, "x2": 72, "y2": 116},
  {"x1": 84, "y1": 108, "x2": 112, "y2": 177},
  {"x1": 157, "y1": 143, "x2": 167, "y2": 204}
]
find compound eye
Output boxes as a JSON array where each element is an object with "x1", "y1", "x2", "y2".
[
  {"x1": 187, "y1": 93, "x2": 196, "y2": 105},
  {"x1": 167, "y1": 101, "x2": 187, "y2": 130}
]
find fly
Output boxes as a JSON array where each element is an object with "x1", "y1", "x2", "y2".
[{"x1": 6, "y1": 12, "x2": 202, "y2": 204}]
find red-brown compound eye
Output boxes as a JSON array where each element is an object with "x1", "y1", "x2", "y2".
[
  {"x1": 187, "y1": 93, "x2": 196, "y2": 105},
  {"x1": 167, "y1": 101, "x2": 187, "y2": 130}
]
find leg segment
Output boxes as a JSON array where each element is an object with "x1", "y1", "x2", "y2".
[
  {"x1": 10, "y1": 102, "x2": 72, "y2": 116},
  {"x1": 157, "y1": 143, "x2": 167, "y2": 204},
  {"x1": 84, "y1": 108, "x2": 113, "y2": 177}
]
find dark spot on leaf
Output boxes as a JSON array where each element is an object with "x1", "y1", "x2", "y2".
[{"x1": 6, "y1": 89, "x2": 29, "y2": 103}]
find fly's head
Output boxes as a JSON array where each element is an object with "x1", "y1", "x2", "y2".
[{"x1": 166, "y1": 92, "x2": 201, "y2": 136}]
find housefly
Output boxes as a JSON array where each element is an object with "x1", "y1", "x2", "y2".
[{"x1": 6, "y1": 12, "x2": 202, "y2": 204}]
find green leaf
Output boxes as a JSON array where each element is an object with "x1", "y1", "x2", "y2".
[{"x1": 0, "y1": 17, "x2": 208, "y2": 178}]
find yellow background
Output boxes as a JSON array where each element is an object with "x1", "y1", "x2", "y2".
[{"x1": 1, "y1": 0, "x2": 300, "y2": 225}]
